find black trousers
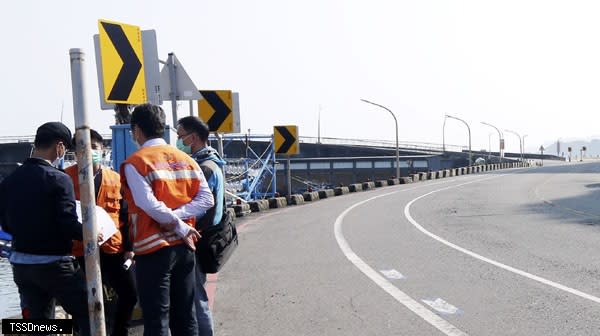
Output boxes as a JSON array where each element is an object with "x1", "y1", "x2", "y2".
[
  {"x1": 77, "y1": 252, "x2": 138, "y2": 336},
  {"x1": 12, "y1": 259, "x2": 91, "y2": 336},
  {"x1": 135, "y1": 244, "x2": 198, "y2": 336}
]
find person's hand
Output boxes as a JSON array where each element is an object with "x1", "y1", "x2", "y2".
[
  {"x1": 97, "y1": 233, "x2": 104, "y2": 243},
  {"x1": 183, "y1": 227, "x2": 201, "y2": 252},
  {"x1": 123, "y1": 251, "x2": 135, "y2": 261}
]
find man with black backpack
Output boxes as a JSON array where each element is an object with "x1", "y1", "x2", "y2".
[{"x1": 176, "y1": 116, "x2": 228, "y2": 336}]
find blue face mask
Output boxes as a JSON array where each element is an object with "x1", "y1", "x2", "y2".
[{"x1": 176, "y1": 138, "x2": 192, "y2": 154}]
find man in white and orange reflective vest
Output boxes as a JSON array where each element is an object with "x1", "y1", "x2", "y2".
[
  {"x1": 66, "y1": 129, "x2": 137, "y2": 336},
  {"x1": 120, "y1": 104, "x2": 214, "y2": 336}
]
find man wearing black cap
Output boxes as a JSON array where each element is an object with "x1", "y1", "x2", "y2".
[{"x1": 0, "y1": 121, "x2": 91, "y2": 335}]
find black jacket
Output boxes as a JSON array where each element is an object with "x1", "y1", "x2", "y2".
[{"x1": 0, "y1": 158, "x2": 82, "y2": 255}]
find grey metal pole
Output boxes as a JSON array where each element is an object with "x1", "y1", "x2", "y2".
[
  {"x1": 286, "y1": 156, "x2": 291, "y2": 200},
  {"x1": 446, "y1": 114, "x2": 472, "y2": 166},
  {"x1": 522, "y1": 135, "x2": 528, "y2": 162},
  {"x1": 442, "y1": 115, "x2": 446, "y2": 153},
  {"x1": 317, "y1": 105, "x2": 321, "y2": 144},
  {"x1": 505, "y1": 129, "x2": 522, "y2": 163},
  {"x1": 189, "y1": 100, "x2": 194, "y2": 117},
  {"x1": 168, "y1": 53, "x2": 178, "y2": 127},
  {"x1": 215, "y1": 132, "x2": 224, "y2": 157},
  {"x1": 360, "y1": 99, "x2": 400, "y2": 178},
  {"x1": 69, "y1": 48, "x2": 106, "y2": 336},
  {"x1": 481, "y1": 121, "x2": 503, "y2": 163}
]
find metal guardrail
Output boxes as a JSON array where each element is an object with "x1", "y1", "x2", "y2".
[
  {"x1": 298, "y1": 136, "x2": 466, "y2": 153},
  {"x1": 0, "y1": 133, "x2": 466, "y2": 154}
]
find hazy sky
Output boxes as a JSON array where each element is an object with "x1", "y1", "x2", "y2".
[{"x1": 2, "y1": 0, "x2": 600, "y2": 154}]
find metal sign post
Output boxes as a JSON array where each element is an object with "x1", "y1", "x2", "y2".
[
  {"x1": 168, "y1": 53, "x2": 178, "y2": 127},
  {"x1": 69, "y1": 48, "x2": 106, "y2": 336},
  {"x1": 286, "y1": 155, "x2": 291, "y2": 200}
]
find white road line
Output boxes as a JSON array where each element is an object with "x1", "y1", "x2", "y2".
[
  {"x1": 334, "y1": 189, "x2": 469, "y2": 336},
  {"x1": 404, "y1": 176, "x2": 600, "y2": 305}
]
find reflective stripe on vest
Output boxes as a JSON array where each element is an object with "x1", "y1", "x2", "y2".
[
  {"x1": 145, "y1": 169, "x2": 203, "y2": 184},
  {"x1": 133, "y1": 232, "x2": 181, "y2": 254}
]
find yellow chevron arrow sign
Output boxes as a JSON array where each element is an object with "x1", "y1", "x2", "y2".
[
  {"x1": 98, "y1": 19, "x2": 147, "y2": 104},
  {"x1": 274, "y1": 125, "x2": 299, "y2": 155},
  {"x1": 198, "y1": 90, "x2": 234, "y2": 133}
]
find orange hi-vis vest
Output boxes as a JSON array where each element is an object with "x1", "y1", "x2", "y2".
[
  {"x1": 65, "y1": 165, "x2": 123, "y2": 257},
  {"x1": 120, "y1": 144, "x2": 201, "y2": 255}
]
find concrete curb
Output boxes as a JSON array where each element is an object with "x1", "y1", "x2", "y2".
[
  {"x1": 387, "y1": 178, "x2": 400, "y2": 185},
  {"x1": 248, "y1": 199, "x2": 269, "y2": 212},
  {"x1": 334, "y1": 186, "x2": 350, "y2": 196},
  {"x1": 268, "y1": 197, "x2": 287, "y2": 209},
  {"x1": 362, "y1": 181, "x2": 376, "y2": 190},
  {"x1": 318, "y1": 189, "x2": 335, "y2": 199},
  {"x1": 303, "y1": 191, "x2": 320, "y2": 201},
  {"x1": 349, "y1": 183, "x2": 363, "y2": 192},
  {"x1": 232, "y1": 203, "x2": 251, "y2": 217},
  {"x1": 399, "y1": 177, "x2": 413, "y2": 184},
  {"x1": 375, "y1": 180, "x2": 388, "y2": 187},
  {"x1": 288, "y1": 194, "x2": 305, "y2": 205}
]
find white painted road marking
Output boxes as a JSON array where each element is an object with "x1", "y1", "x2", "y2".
[
  {"x1": 334, "y1": 188, "x2": 470, "y2": 336},
  {"x1": 422, "y1": 298, "x2": 463, "y2": 315},
  {"x1": 380, "y1": 269, "x2": 406, "y2": 280},
  {"x1": 404, "y1": 177, "x2": 600, "y2": 305}
]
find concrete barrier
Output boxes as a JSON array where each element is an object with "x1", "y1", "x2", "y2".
[
  {"x1": 444, "y1": 170, "x2": 451, "y2": 177},
  {"x1": 454, "y1": 168, "x2": 461, "y2": 176},
  {"x1": 427, "y1": 172, "x2": 437, "y2": 180},
  {"x1": 411, "y1": 174, "x2": 421, "y2": 182},
  {"x1": 362, "y1": 181, "x2": 376, "y2": 190},
  {"x1": 419, "y1": 172, "x2": 427, "y2": 181},
  {"x1": 375, "y1": 180, "x2": 388, "y2": 187},
  {"x1": 334, "y1": 186, "x2": 350, "y2": 195},
  {"x1": 248, "y1": 199, "x2": 270, "y2": 212},
  {"x1": 318, "y1": 189, "x2": 335, "y2": 198},
  {"x1": 289, "y1": 194, "x2": 305, "y2": 205},
  {"x1": 435, "y1": 171, "x2": 443, "y2": 179},
  {"x1": 269, "y1": 197, "x2": 287, "y2": 209},
  {"x1": 303, "y1": 191, "x2": 320, "y2": 201},
  {"x1": 232, "y1": 203, "x2": 251, "y2": 217},
  {"x1": 349, "y1": 183, "x2": 363, "y2": 192},
  {"x1": 387, "y1": 178, "x2": 400, "y2": 185},
  {"x1": 399, "y1": 177, "x2": 413, "y2": 184}
]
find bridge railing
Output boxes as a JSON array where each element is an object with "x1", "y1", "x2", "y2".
[{"x1": 298, "y1": 136, "x2": 466, "y2": 153}]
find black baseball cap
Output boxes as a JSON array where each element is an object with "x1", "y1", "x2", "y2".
[{"x1": 34, "y1": 122, "x2": 73, "y2": 149}]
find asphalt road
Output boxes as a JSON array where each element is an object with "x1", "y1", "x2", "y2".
[{"x1": 212, "y1": 161, "x2": 600, "y2": 336}]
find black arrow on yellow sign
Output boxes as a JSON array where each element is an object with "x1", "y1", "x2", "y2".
[
  {"x1": 101, "y1": 22, "x2": 142, "y2": 101},
  {"x1": 275, "y1": 126, "x2": 296, "y2": 154},
  {"x1": 199, "y1": 91, "x2": 232, "y2": 132}
]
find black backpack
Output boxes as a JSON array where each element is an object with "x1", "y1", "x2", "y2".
[{"x1": 195, "y1": 159, "x2": 238, "y2": 274}]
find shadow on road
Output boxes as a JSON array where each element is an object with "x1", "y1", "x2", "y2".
[{"x1": 515, "y1": 162, "x2": 600, "y2": 226}]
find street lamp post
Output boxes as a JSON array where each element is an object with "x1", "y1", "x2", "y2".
[
  {"x1": 505, "y1": 129, "x2": 523, "y2": 162},
  {"x1": 442, "y1": 115, "x2": 447, "y2": 153},
  {"x1": 481, "y1": 121, "x2": 504, "y2": 163},
  {"x1": 360, "y1": 99, "x2": 400, "y2": 178},
  {"x1": 446, "y1": 114, "x2": 472, "y2": 166},
  {"x1": 488, "y1": 133, "x2": 493, "y2": 161}
]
